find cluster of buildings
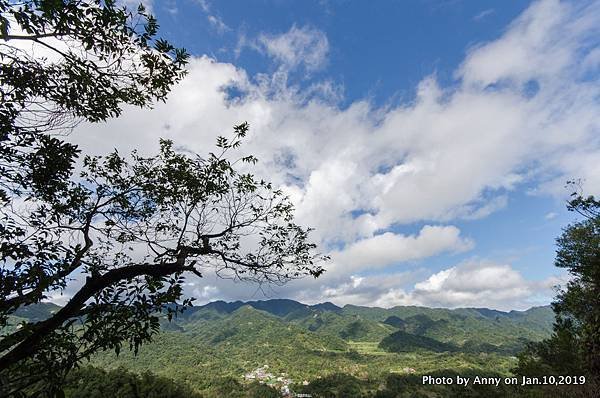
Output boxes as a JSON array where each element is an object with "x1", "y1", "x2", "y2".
[{"x1": 243, "y1": 365, "x2": 309, "y2": 396}]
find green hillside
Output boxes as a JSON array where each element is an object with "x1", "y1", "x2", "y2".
[
  {"x1": 341, "y1": 304, "x2": 553, "y2": 351},
  {"x1": 5, "y1": 300, "x2": 555, "y2": 396},
  {"x1": 379, "y1": 330, "x2": 457, "y2": 353}
]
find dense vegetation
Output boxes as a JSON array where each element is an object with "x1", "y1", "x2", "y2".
[
  {"x1": 5, "y1": 299, "x2": 554, "y2": 396},
  {"x1": 8, "y1": 276, "x2": 599, "y2": 397},
  {"x1": 62, "y1": 367, "x2": 202, "y2": 398},
  {"x1": 0, "y1": 1, "x2": 324, "y2": 395},
  {"x1": 379, "y1": 330, "x2": 457, "y2": 353},
  {"x1": 0, "y1": 0, "x2": 187, "y2": 394},
  {"x1": 60, "y1": 366, "x2": 283, "y2": 398},
  {"x1": 36, "y1": 191, "x2": 599, "y2": 398},
  {"x1": 2, "y1": 1, "x2": 598, "y2": 397},
  {"x1": 513, "y1": 189, "x2": 600, "y2": 384}
]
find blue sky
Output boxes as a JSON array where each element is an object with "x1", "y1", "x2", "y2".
[
  {"x1": 73, "y1": 0, "x2": 600, "y2": 310},
  {"x1": 156, "y1": 0, "x2": 532, "y2": 107}
]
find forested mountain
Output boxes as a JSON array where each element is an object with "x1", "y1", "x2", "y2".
[
  {"x1": 173, "y1": 299, "x2": 554, "y2": 350},
  {"x1": 4, "y1": 300, "x2": 554, "y2": 397},
  {"x1": 5, "y1": 300, "x2": 553, "y2": 356}
]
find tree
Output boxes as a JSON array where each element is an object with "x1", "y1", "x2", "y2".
[
  {"x1": 514, "y1": 182, "x2": 600, "y2": 379},
  {"x1": 553, "y1": 184, "x2": 600, "y2": 376},
  {"x1": 1, "y1": 0, "x2": 185, "y2": 393},
  {"x1": 1, "y1": 127, "x2": 325, "y2": 394},
  {"x1": 62, "y1": 366, "x2": 203, "y2": 398},
  {"x1": 1, "y1": 0, "x2": 188, "y2": 202},
  {"x1": 0, "y1": 1, "x2": 326, "y2": 396}
]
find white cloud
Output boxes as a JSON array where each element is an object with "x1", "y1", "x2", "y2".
[
  {"x1": 256, "y1": 25, "x2": 329, "y2": 72},
  {"x1": 66, "y1": 0, "x2": 600, "y2": 308},
  {"x1": 75, "y1": 0, "x2": 600, "y2": 242},
  {"x1": 196, "y1": 0, "x2": 210, "y2": 12},
  {"x1": 299, "y1": 260, "x2": 567, "y2": 311},
  {"x1": 195, "y1": 0, "x2": 230, "y2": 34},
  {"x1": 43, "y1": 290, "x2": 74, "y2": 307},
  {"x1": 459, "y1": 0, "x2": 597, "y2": 86},
  {"x1": 207, "y1": 15, "x2": 230, "y2": 34},
  {"x1": 457, "y1": 195, "x2": 509, "y2": 220},
  {"x1": 545, "y1": 212, "x2": 558, "y2": 220},
  {"x1": 329, "y1": 225, "x2": 473, "y2": 274},
  {"x1": 406, "y1": 260, "x2": 561, "y2": 310},
  {"x1": 473, "y1": 9, "x2": 495, "y2": 21},
  {"x1": 192, "y1": 285, "x2": 220, "y2": 303}
]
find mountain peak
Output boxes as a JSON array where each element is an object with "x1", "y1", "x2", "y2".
[{"x1": 309, "y1": 302, "x2": 342, "y2": 313}]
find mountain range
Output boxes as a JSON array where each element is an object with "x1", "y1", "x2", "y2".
[
  {"x1": 6, "y1": 300, "x2": 555, "y2": 394},
  {"x1": 174, "y1": 299, "x2": 554, "y2": 348}
]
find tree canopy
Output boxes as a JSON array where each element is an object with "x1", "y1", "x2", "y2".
[
  {"x1": 514, "y1": 182, "x2": 600, "y2": 380},
  {"x1": 0, "y1": 1, "x2": 325, "y2": 396},
  {"x1": 62, "y1": 366, "x2": 203, "y2": 398},
  {"x1": 1, "y1": 0, "x2": 188, "y2": 202}
]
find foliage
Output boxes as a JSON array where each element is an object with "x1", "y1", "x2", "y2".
[
  {"x1": 377, "y1": 371, "x2": 600, "y2": 398},
  {"x1": 201, "y1": 377, "x2": 279, "y2": 398},
  {"x1": 0, "y1": 0, "x2": 189, "y2": 203},
  {"x1": 62, "y1": 366, "x2": 202, "y2": 398},
  {"x1": 0, "y1": 125, "x2": 326, "y2": 395},
  {"x1": 379, "y1": 330, "x2": 457, "y2": 353},
  {"x1": 3, "y1": 300, "x2": 560, "y2": 396},
  {"x1": 243, "y1": 381, "x2": 281, "y2": 398},
  {"x1": 338, "y1": 320, "x2": 374, "y2": 340},
  {"x1": 66, "y1": 300, "x2": 545, "y2": 392},
  {"x1": 1, "y1": 0, "x2": 186, "y2": 394},
  {"x1": 382, "y1": 316, "x2": 406, "y2": 329},
  {"x1": 555, "y1": 188, "x2": 600, "y2": 375},
  {"x1": 514, "y1": 185, "x2": 600, "y2": 379},
  {"x1": 299, "y1": 370, "x2": 598, "y2": 398},
  {"x1": 342, "y1": 305, "x2": 554, "y2": 348},
  {"x1": 0, "y1": 2, "x2": 326, "y2": 396},
  {"x1": 297, "y1": 373, "x2": 371, "y2": 398},
  {"x1": 514, "y1": 318, "x2": 584, "y2": 377}
]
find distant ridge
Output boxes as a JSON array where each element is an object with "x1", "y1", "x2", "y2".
[
  {"x1": 8, "y1": 300, "x2": 555, "y2": 363},
  {"x1": 8, "y1": 300, "x2": 551, "y2": 323},
  {"x1": 187, "y1": 298, "x2": 345, "y2": 318},
  {"x1": 13, "y1": 302, "x2": 61, "y2": 322},
  {"x1": 190, "y1": 299, "x2": 549, "y2": 318}
]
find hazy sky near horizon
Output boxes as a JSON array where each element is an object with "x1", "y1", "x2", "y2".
[{"x1": 66, "y1": 0, "x2": 600, "y2": 311}]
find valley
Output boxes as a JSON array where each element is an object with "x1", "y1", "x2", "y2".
[
  {"x1": 3, "y1": 299, "x2": 575, "y2": 397},
  {"x1": 71, "y1": 299, "x2": 554, "y2": 395}
]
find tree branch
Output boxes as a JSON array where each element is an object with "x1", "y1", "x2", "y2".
[
  {"x1": 3, "y1": 33, "x2": 65, "y2": 41},
  {"x1": 0, "y1": 245, "x2": 211, "y2": 370},
  {"x1": 0, "y1": 211, "x2": 95, "y2": 313}
]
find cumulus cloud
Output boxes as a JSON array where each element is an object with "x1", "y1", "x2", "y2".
[
  {"x1": 407, "y1": 260, "x2": 564, "y2": 310},
  {"x1": 75, "y1": 0, "x2": 600, "y2": 244},
  {"x1": 307, "y1": 272, "x2": 420, "y2": 308},
  {"x1": 299, "y1": 260, "x2": 567, "y2": 311},
  {"x1": 192, "y1": 285, "x2": 220, "y2": 304},
  {"x1": 67, "y1": 0, "x2": 600, "y2": 309},
  {"x1": 329, "y1": 226, "x2": 473, "y2": 274}
]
